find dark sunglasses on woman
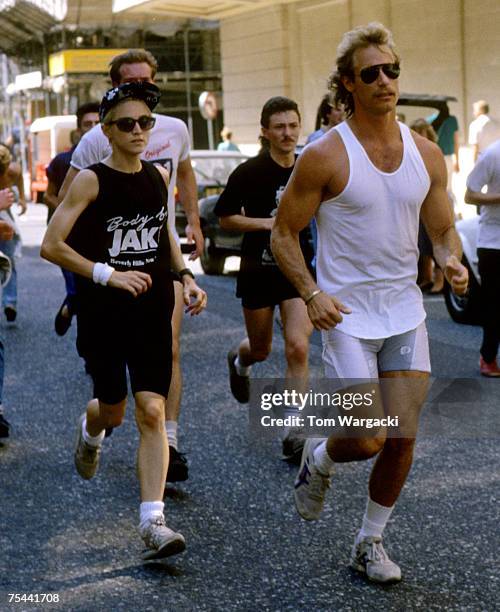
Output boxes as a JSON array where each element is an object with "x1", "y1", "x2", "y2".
[
  {"x1": 357, "y1": 63, "x2": 400, "y2": 84},
  {"x1": 107, "y1": 115, "x2": 156, "y2": 133}
]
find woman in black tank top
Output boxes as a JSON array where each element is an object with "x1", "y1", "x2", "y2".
[{"x1": 41, "y1": 82, "x2": 206, "y2": 561}]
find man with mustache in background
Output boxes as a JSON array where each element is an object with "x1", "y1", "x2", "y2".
[{"x1": 215, "y1": 97, "x2": 314, "y2": 462}]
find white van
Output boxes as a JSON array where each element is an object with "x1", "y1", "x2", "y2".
[{"x1": 29, "y1": 115, "x2": 76, "y2": 202}]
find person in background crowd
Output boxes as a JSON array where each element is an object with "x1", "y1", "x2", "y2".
[
  {"x1": 465, "y1": 138, "x2": 500, "y2": 376},
  {"x1": 217, "y1": 126, "x2": 240, "y2": 152},
  {"x1": 215, "y1": 96, "x2": 314, "y2": 464},
  {"x1": 428, "y1": 102, "x2": 460, "y2": 194},
  {"x1": 0, "y1": 144, "x2": 27, "y2": 323},
  {"x1": 44, "y1": 102, "x2": 100, "y2": 336},
  {"x1": 0, "y1": 188, "x2": 15, "y2": 437},
  {"x1": 468, "y1": 100, "x2": 500, "y2": 162},
  {"x1": 306, "y1": 94, "x2": 345, "y2": 144}
]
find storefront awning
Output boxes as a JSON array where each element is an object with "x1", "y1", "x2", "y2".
[
  {"x1": 112, "y1": 0, "x2": 300, "y2": 20},
  {"x1": 0, "y1": 0, "x2": 61, "y2": 54}
]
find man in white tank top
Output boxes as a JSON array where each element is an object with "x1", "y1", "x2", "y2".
[{"x1": 272, "y1": 22, "x2": 468, "y2": 583}]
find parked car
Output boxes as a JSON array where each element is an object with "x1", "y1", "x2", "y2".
[
  {"x1": 198, "y1": 193, "x2": 243, "y2": 274},
  {"x1": 175, "y1": 150, "x2": 249, "y2": 255}
]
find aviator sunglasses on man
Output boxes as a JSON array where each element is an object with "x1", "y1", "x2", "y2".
[
  {"x1": 356, "y1": 63, "x2": 400, "y2": 84},
  {"x1": 106, "y1": 115, "x2": 156, "y2": 132}
]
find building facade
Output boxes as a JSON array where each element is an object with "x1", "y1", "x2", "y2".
[{"x1": 113, "y1": 0, "x2": 500, "y2": 146}]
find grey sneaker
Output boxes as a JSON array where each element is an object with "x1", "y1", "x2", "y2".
[
  {"x1": 282, "y1": 427, "x2": 305, "y2": 464},
  {"x1": 350, "y1": 536, "x2": 402, "y2": 583},
  {"x1": 294, "y1": 438, "x2": 332, "y2": 521},
  {"x1": 140, "y1": 516, "x2": 186, "y2": 561},
  {"x1": 74, "y1": 413, "x2": 101, "y2": 480}
]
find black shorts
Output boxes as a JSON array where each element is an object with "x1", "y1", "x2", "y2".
[
  {"x1": 76, "y1": 283, "x2": 174, "y2": 405},
  {"x1": 237, "y1": 268, "x2": 301, "y2": 310}
]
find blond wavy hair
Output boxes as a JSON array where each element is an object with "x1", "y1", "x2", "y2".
[{"x1": 328, "y1": 22, "x2": 400, "y2": 117}]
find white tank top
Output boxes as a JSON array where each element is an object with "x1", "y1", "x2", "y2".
[{"x1": 316, "y1": 121, "x2": 431, "y2": 339}]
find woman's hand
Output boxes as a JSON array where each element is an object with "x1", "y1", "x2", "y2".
[{"x1": 108, "y1": 270, "x2": 152, "y2": 297}]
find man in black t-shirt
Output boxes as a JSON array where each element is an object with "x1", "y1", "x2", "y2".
[{"x1": 215, "y1": 97, "x2": 313, "y2": 462}]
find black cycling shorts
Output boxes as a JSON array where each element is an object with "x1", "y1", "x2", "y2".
[{"x1": 76, "y1": 283, "x2": 174, "y2": 405}]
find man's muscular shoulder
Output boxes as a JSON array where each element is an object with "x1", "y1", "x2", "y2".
[
  {"x1": 410, "y1": 130, "x2": 446, "y2": 181},
  {"x1": 300, "y1": 128, "x2": 348, "y2": 197}
]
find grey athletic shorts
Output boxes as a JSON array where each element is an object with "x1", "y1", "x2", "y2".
[{"x1": 321, "y1": 321, "x2": 431, "y2": 379}]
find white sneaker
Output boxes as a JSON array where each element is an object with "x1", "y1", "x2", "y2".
[
  {"x1": 293, "y1": 438, "x2": 332, "y2": 521},
  {"x1": 350, "y1": 536, "x2": 402, "y2": 583},
  {"x1": 139, "y1": 516, "x2": 186, "y2": 561}
]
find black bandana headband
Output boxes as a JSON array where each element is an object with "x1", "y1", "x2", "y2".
[{"x1": 99, "y1": 82, "x2": 161, "y2": 122}]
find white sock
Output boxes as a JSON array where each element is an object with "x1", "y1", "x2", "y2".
[
  {"x1": 234, "y1": 356, "x2": 251, "y2": 376},
  {"x1": 313, "y1": 440, "x2": 335, "y2": 475},
  {"x1": 139, "y1": 501, "x2": 164, "y2": 528},
  {"x1": 165, "y1": 420, "x2": 178, "y2": 450},
  {"x1": 357, "y1": 497, "x2": 395, "y2": 541},
  {"x1": 82, "y1": 416, "x2": 105, "y2": 447}
]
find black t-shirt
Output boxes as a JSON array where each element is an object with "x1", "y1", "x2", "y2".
[
  {"x1": 214, "y1": 152, "x2": 312, "y2": 276},
  {"x1": 46, "y1": 147, "x2": 75, "y2": 194}
]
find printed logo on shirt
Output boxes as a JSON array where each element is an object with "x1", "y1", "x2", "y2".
[
  {"x1": 262, "y1": 185, "x2": 287, "y2": 266},
  {"x1": 106, "y1": 206, "x2": 168, "y2": 266},
  {"x1": 144, "y1": 143, "x2": 172, "y2": 161},
  {"x1": 146, "y1": 156, "x2": 173, "y2": 177}
]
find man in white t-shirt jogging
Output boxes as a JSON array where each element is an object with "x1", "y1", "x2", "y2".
[
  {"x1": 58, "y1": 49, "x2": 203, "y2": 483},
  {"x1": 468, "y1": 100, "x2": 500, "y2": 162},
  {"x1": 465, "y1": 140, "x2": 500, "y2": 376},
  {"x1": 271, "y1": 22, "x2": 468, "y2": 583}
]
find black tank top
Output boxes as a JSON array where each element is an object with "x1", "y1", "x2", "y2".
[{"x1": 68, "y1": 161, "x2": 170, "y2": 284}]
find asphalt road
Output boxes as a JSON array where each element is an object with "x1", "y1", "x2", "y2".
[{"x1": 0, "y1": 206, "x2": 498, "y2": 611}]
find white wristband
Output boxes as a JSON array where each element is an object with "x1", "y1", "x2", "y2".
[{"x1": 92, "y1": 262, "x2": 115, "y2": 286}]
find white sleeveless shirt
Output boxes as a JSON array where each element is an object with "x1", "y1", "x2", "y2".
[{"x1": 316, "y1": 121, "x2": 430, "y2": 339}]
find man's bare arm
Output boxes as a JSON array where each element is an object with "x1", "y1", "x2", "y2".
[
  {"x1": 220, "y1": 214, "x2": 273, "y2": 232},
  {"x1": 271, "y1": 150, "x2": 323, "y2": 299},
  {"x1": 419, "y1": 139, "x2": 468, "y2": 295},
  {"x1": 176, "y1": 157, "x2": 203, "y2": 260},
  {"x1": 156, "y1": 165, "x2": 207, "y2": 315},
  {"x1": 464, "y1": 187, "x2": 500, "y2": 206}
]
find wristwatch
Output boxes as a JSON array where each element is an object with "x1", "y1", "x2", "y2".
[{"x1": 179, "y1": 267, "x2": 195, "y2": 279}]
